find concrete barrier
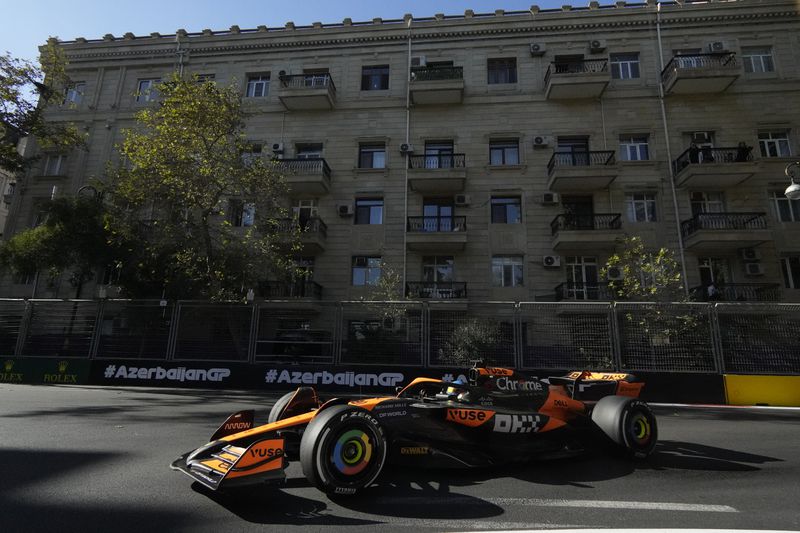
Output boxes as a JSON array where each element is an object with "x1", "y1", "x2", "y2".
[{"x1": 725, "y1": 375, "x2": 800, "y2": 407}]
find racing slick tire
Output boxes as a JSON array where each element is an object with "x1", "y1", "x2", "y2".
[
  {"x1": 300, "y1": 405, "x2": 387, "y2": 496},
  {"x1": 591, "y1": 395, "x2": 657, "y2": 459},
  {"x1": 268, "y1": 391, "x2": 296, "y2": 424}
]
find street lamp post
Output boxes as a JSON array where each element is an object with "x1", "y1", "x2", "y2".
[{"x1": 785, "y1": 162, "x2": 800, "y2": 200}]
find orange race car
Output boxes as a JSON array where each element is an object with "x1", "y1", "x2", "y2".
[{"x1": 171, "y1": 363, "x2": 657, "y2": 496}]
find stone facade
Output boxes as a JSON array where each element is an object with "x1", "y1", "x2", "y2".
[{"x1": 2, "y1": 0, "x2": 799, "y2": 302}]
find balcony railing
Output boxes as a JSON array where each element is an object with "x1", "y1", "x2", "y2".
[
  {"x1": 407, "y1": 216, "x2": 467, "y2": 232},
  {"x1": 410, "y1": 65, "x2": 464, "y2": 82},
  {"x1": 272, "y1": 158, "x2": 332, "y2": 179},
  {"x1": 690, "y1": 283, "x2": 782, "y2": 303},
  {"x1": 550, "y1": 213, "x2": 622, "y2": 235},
  {"x1": 279, "y1": 73, "x2": 336, "y2": 93},
  {"x1": 673, "y1": 146, "x2": 754, "y2": 174},
  {"x1": 547, "y1": 151, "x2": 616, "y2": 174},
  {"x1": 661, "y1": 52, "x2": 738, "y2": 85},
  {"x1": 274, "y1": 217, "x2": 328, "y2": 238},
  {"x1": 544, "y1": 59, "x2": 608, "y2": 86},
  {"x1": 259, "y1": 280, "x2": 323, "y2": 300},
  {"x1": 406, "y1": 281, "x2": 467, "y2": 299},
  {"x1": 408, "y1": 154, "x2": 466, "y2": 170},
  {"x1": 554, "y1": 282, "x2": 613, "y2": 301},
  {"x1": 680, "y1": 212, "x2": 768, "y2": 239}
]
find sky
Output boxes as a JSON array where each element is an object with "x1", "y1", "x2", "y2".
[{"x1": 3, "y1": 0, "x2": 571, "y2": 63}]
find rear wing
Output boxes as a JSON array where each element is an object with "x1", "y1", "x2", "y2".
[{"x1": 549, "y1": 371, "x2": 643, "y2": 400}]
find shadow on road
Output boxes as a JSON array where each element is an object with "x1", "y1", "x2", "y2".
[{"x1": 0, "y1": 448, "x2": 122, "y2": 491}]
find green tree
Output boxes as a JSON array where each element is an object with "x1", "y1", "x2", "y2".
[
  {"x1": 106, "y1": 73, "x2": 298, "y2": 300},
  {"x1": 1, "y1": 39, "x2": 85, "y2": 173},
  {"x1": 603, "y1": 236, "x2": 685, "y2": 302},
  {"x1": 0, "y1": 196, "x2": 111, "y2": 297}
]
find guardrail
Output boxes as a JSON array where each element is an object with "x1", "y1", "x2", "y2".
[
  {"x1": 408, "y1": 154, "x2": 466, "y2": 169},
  {"x1": 410, "y1": 65, "x2": 463, "y2": 82},
  {"x1": 1, "y1": 299, "x2": 798, "y2": 375},
  {"x1": 547, "y1": 150, "x2": 615, "y2": 174},
  {"x1": 544, "y1": 58, "x2": 608, "y2": 86},
  {"x1": 550, "y1": 213, "x2": 622, "y2": 235},
  {"x1": 680, "y1": 212, "x2": 768, "y2": 239},
  {"x1": 673, "y1": 146, "x2": 753, "y2": 173},
  {"x1": 406, "y1": 282, "x2": 468, "y2": 299},
  {"x1": 661, "y1": 52, "x2": 737, "y2": 86},
  {"x1": 407, "y1": 216, "x2": 467, "y2": 232},
  {"x1": 272, "y1": 158, "x2": 332, "y2": 178},
  {"x1": 279, "y1": 73, "x2": 336, "y2": 93}
]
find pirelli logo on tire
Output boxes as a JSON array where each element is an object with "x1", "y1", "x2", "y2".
[{"x1": 445, "y1": 409, "x2": 495, "y2": 427}]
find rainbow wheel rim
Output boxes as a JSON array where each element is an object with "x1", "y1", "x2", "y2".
[{"x1": 332, "y1": 429, "x2": 373, "y2": 476}]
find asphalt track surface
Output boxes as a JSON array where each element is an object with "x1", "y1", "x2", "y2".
[{"x1": 1, "y1": 384, "x2": 799, "y2": 533}]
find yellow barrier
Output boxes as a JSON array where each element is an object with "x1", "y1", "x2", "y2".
[{"x1": 724, "y1": 375, "x2": 800, "y2": 407}]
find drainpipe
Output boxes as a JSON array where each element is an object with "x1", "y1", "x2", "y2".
[
  {"x1": 656, "y1": 1, "x2": 689, "y2": 295},
  {"x1": 402, "y1": 15, "x2": 413, "y2": 295}
]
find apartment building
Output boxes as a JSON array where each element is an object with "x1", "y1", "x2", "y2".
[{"x1": 3, "y1": 0, "x2": 800, "y2": 303}]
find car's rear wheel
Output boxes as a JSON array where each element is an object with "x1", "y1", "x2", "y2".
[
  {"x1": 591, "y1": 395, "x2": 657, "y2": 458},
  {"x1": 300, "y1": 405, "x2": 387, "y2": 495},
  {"x1": 268, "y1": 391, "x2": 296, "y2": 424}
]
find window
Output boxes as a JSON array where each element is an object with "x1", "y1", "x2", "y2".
[
  {"x1": 245, "y1": 74, "x2": 270, "y2": 97},
  {"x1": 296, "y1": 143, "x2": 323, "y2": 159},
  {"x1": 565, "y1": 256, "x2": 599, "y2": 300},
  {"x1": 758, "y1": 132, "x2": 791, "y2": 158},
  {"x1": 742, "y1": 46, "x2": 774, "y2": 74},
  {"x1": 229, "y1": 199, "x2": 255, "y2": 227},
  {"x1": 626, "y1": 193, "x2": 658, "y2": 222},
  {"x1": 690, "y1": 191, "x2": 725, "y2": 215},
  {"x1": 491, "y1": 196, "x2": 521, "y2": 224},
  {"x1": 424, "y1": 141, "x2": 455, "y2": 169},
  {"x1": 358, "y1": 143, "x2": 386, "y2": 169},
  {"x1": 64, "y1": 82, "x2": 85, "y2": 105},
  {"x1": 619, "y1": 135, "x2": 650, "y2": 161},
  {"x1": 489, "y1": 139, "x2": 519, "y2": 165},
  {"x1": 782, "y1": 256, "x2": 800, "y2": 289},
  {"x1": 195, "y1": 73, "x2": 215, "y2": 83},
  {"x1": 136, "y1": 79, "x2": 160, "y2": 102},
  {"x1": 770, "y1": 191, "x2": 800, "y2": 222},
  {"x1": 352, "y1": 256, "x2": 382, "y2": 286},
  {"x1": 355, "y1": 198, "x2": 383, "y2": 225},
  {"x1": 361, "y1": 65, "x2": 389, "y2": 90},
  {"x1": 610, "y1": 53, "x2": 640, "y2": 80},
  {"x1": 241, "y1": 143, "x2": 263, "y2": 165},
  {"x1": 487, "y1": 58, "x2": 517, "y2": 84},
  {"x1": 492, "y1": 256, "x2": 524, "y2": 287},
  {"x1": 42, "y1": 154, "x2": 66, "y2": 176},
  {"x1": 292, "y1": 199, "x2": 319, "y2": 229},
  {"x1": 422, "y1": 256, "x2": 454, "y2": 282}
]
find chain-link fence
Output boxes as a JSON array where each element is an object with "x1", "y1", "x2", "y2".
[{"x1": 2, "y1": 299, "x2": 798, "y2": 375}]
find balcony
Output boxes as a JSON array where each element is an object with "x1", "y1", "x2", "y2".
[
  {"x1": 550, "y1": 213, "x2": 623, "y2": 251},
  {"x1": 690, "y1": 283, "x2": 781, "y2": 303},
  {"x1": 410, "y1": 66, "x2": 464, "y2": 105},
  {"x1": 672, "y1": 146, "x2": 757, "y2": 188},
  {"x1": 546, "y1": 151, "x2": 617, "y2": 192},
  {"x1": 259, "y1": 280, "x2": 323, "y2": 300},
  {"x1": 406, "y1": 216, "x2": 467, "y2": 252},
  {"x1": 680, "y1": 213, "x2": 771, "y2": 251},
  {"x1": 407, "y1": 154, "x2": 466, "y2": 193},
  {"x1": 554, "y1": 282, "x2": 613, "y2": 301},
  {"x1": 544, "y1": 59, "x2": 609, "y2": 100},
  {"x1": 275, "y1": 217, "x2": 328, "y2": 253},
  {"x1": 661, "y1": 53, "x2": 740, "y2": 95},
  {"x1": 406, "y1": 281, "x2": 467, "y2": 300},
  {"x1": 272, "y1": 158, "x2": 331, "y2": 195},
  {"x1": 277, "y1": 73, "x2": 336, "y2": 110}
]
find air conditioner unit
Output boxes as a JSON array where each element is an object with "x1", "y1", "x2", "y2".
[
  {"x1": 271, "y1": 142, "x2": 284, "y2": 153},
  {"x1": 607, "y1": 265, "x2": 624, "y2": 281},
  {"x1": 541, "y1": 192, "x2": 560, "y2": 205},
  {"x1": 707, "y1": 41, "x2": 730, "y2": 53},
  {"x1": 529, "y1": 43, "x2": 546, "y2": 56},
  {"x1": 744, "y1": 262, "x2": 764, "y2": 276},
  {"x1": 740, "y1": 248, "x2": 762, "y2": 261},
  {"x1": 454, "y1": 194, "x2": 471, "y2": 206},
  {"x1": 543, "y1": 255, "x2": 561, "y2": 268},
  {"x1": 411, "y1": 56, "x2": 427, "y2": 67},
  {"x1": 589, "y1": 39, "x2": 607, "y2": 53},
  {"x1": 337, "y1": 204, "x2": 354, "y2": 217},
  {"x1": 533, "y1": 135, "x2": 552, "y2": 148},
  {"x1": 399, "y1": 143, "x2": 415, "y2": 154}
]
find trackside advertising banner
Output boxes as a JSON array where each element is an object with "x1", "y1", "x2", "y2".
[
  {"x1": 0, "y1": 358, "x2": 91, "y2": 385},
  {"x1": 89, "y1": 360, "x2": 471, "y2": 393}
]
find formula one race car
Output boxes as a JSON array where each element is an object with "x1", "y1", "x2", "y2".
[{"x1": 171, "y1": 365, "x2": 657, "y2": 496}]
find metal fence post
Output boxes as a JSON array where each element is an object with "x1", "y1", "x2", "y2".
[
  {"x1": 13, "y1": 300, "x2": 34, "y2": 357},
  {"x1": 165, "y1": 301, "x2": 180, "y2": 361},
  {"x1": 610, "y1": 302, "x2": 623, "y2": 372},
  {"x1": 333, "y1": 302, "x2": 343, "y2": 365},
  {"x1": 247, "y1": 303, "x2": 259, "y2": 364},
  {"x1": 513, "y1": 302, "x2": 523, "y2": 369},
  {"x1": 88, "y1": 299, "x2": 106, "y2": 359},
  {"x1": 421, "y1": 302, "x2": 429, "y2": 368},
  {"x1": 710, "y1": 303, "x2": 726, "y2": 374}
]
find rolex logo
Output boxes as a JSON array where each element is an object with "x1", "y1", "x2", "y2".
[
  {"x1": 58, "y1": 360, "x2": 69, "y2": 373},
  {"x1": 3, "y1": 360, "x2": 13, "y2": 372}
]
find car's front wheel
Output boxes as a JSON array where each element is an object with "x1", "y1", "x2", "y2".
[{"x1": 300, "y1": 405, "x2": 387, "y2": 495}]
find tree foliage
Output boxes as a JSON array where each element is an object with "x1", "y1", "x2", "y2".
[
  {"x1": 0, "y1": 196, "x2": 111, "y2": 296},
  {"x1": 106, "y1": 73, "x2": 298, "y2": 300},
  {"x1": 0, "y1": 39, "x2": 85, "y2": 173},
  {"x1": 603, "y1": 236, "x2": 685, "y2": 302}
]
